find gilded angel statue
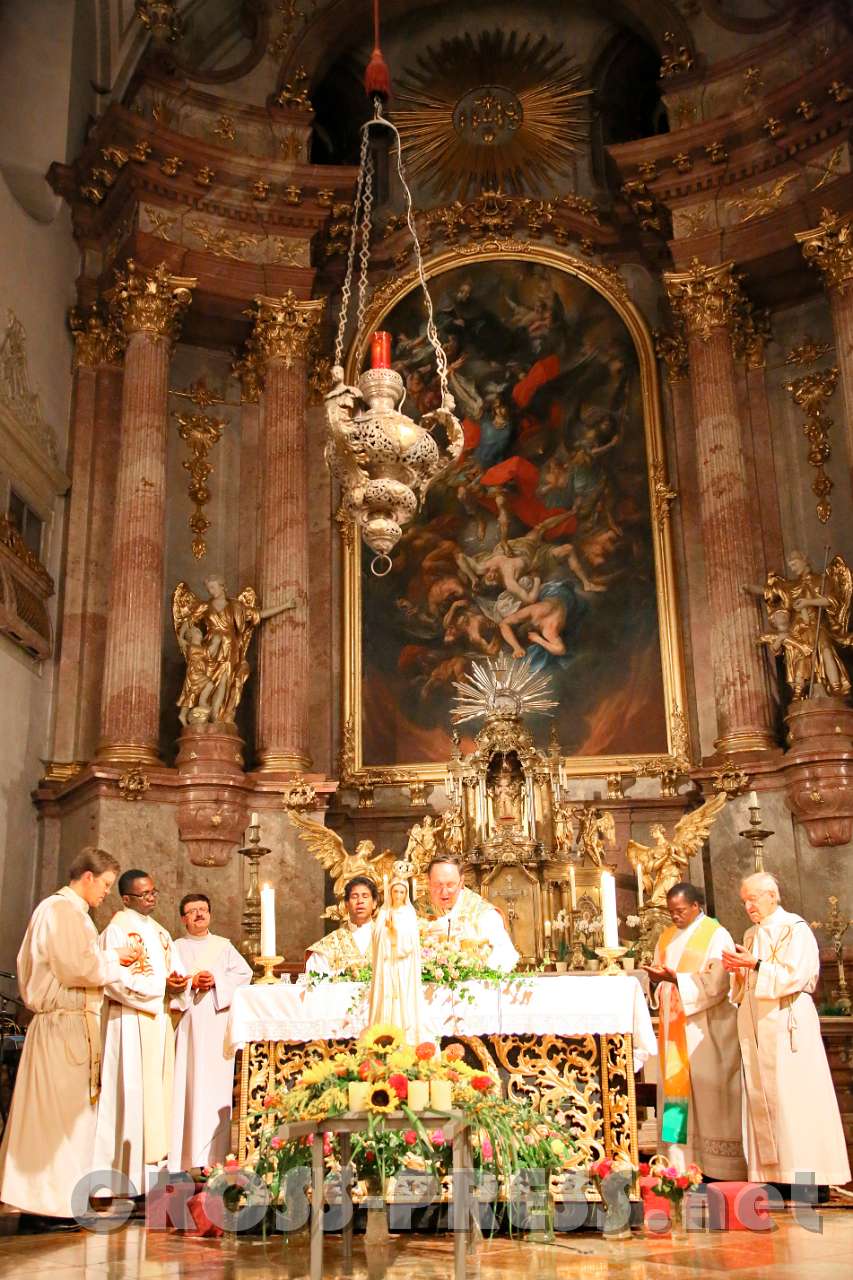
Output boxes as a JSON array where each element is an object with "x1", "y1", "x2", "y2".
[
  {"x1": 627, "y1": 792, "x2": 727, "y2": 909},
  {"x1": 747, "y1": 550, "x2": 852, "y2": 700},
  {"x1": 573, "y1": 806, "x2": 616, "y2": 868},
  {"x1": 172, "y1": 575, "x2": 295, "y2": 726},
  {"x1": 288, "y1": 810, "x2": 397, "y2": 920}
]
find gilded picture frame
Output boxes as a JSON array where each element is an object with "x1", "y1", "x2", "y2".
[{"x1": 340, "y1": 242, "x2": 687, "y2": 785}]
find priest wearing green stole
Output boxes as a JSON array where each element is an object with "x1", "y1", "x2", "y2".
[{"x1": 644, "y1": 883, "x2": 746, "y2": 1180}]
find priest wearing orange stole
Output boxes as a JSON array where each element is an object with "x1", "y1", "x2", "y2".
[{"x1": 644, "y1": 883, "x2": 746, "y2": 1180}]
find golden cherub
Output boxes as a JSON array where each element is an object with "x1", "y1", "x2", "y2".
[
  {"x1": 288, "y1": 811, "x2": 396, "y2": 920},
  {"x1": 627, "y1": 792, "x2": 727, "y2": 909}
]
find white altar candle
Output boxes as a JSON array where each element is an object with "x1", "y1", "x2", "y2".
[
  {"x1": 748, "y1": 790, "x2": 758, "y2": 810},
  {"x1": 260, "y1": 882, "x2": 276, "y2": 956},
  {"x1": 636, "y1": 861, "x2": 644, "y2": 909},
  {"x1": 601, "y1": 871, "x2": 619, "y2": 949},
  {"x1": 544, "y1": 919, "x2": 552, "y2": 938},
  {"x1": 251, "y1": 811, "x2": 260, "y2": 828},
  {"x1": 569, "y1": 865, "x2": 577, "y2": 911}
]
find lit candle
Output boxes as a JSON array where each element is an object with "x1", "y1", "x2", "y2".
[
  {"x1": 260, "y1": 883, "x2": 276, "y2": 956},
  {"x1": 544, "y1": 919, "x2": 552, "y2": 939},
  {"x1": 370, "y1": 330, "x2": 392, "y2": 369},
  {"x1": 601, "y1": 871, "x2": 619, "y2": 949},
  {"x1": 569, "y1": 865, "x2": 577, "y2": 911},
  {"x1": 636, "y1": 862, "x2": 644, "y2": 909},
  {"x1": 250, "y1": 811, "x2": 260, "y2": 828},
  {"x1": 748, "y1": 790, "x2": 759, "y2": 810}
]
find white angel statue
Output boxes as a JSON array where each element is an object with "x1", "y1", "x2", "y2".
[{"x1": 367, "y1": 862, "x2": 427, "y2": 1046}]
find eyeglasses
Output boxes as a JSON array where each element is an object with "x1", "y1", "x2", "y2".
[{"x1": 127, "y1": 889, "x2": 159, "y2": 900}]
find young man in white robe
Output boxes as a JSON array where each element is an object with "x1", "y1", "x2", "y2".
[
  {"x1": 0, "y1": 848, "x2": 139, "y2": 1228},
  {"x1": 723, "y1": 871, "x2": 851, "y2": 1192},
  {"x1": 169, "y1": 893, "x2": 252, "y2": 1171},
  {"x1": 421, "y1": 855, "x2": 519, "y2": 973},
  {"x1": 93, "y1": 870, "x2": 189, "y2": 1198},
  {"x1": 644, "y1": 882, "x2": 746, "y2": 1180},
  {"x1": 305, "y1": 876, "x2": 378, "y2": 976}
]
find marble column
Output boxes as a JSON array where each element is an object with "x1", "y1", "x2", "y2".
[
  {"x1": 249, "y1": 292, "x2": 324, "y2": 774},
  {"x1": 796, "y1": 209, "x2": 853, "y2": 500},
  {"x1": 52, "y1": 309, "x2": 125, "y2": 766},
  {"x1": 97, "y1": 261, "x2": 195, "y2": 764},
  {"x1": 664, "y1": 259, "x2": 776, "y2": 757},
  {"x1": 232, "y1": 347, "x2": 262, "y2": 590}
]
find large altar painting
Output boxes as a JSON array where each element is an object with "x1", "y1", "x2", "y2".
[{"x1": 348, "y1": 252, "x2": 680, "y2": 772}]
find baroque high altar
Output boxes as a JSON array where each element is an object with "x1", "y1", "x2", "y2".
[{"x1": 20, "y1": 0, "x2": 853, "y2": 983}]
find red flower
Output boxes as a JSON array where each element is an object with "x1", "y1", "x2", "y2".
[
  {"x1": 676, "y1": 1175, "x2": 689, "y2": 1190},
  {"x1": 224, "y1": 1159, "x2": 239, "y2": 1170},
  {"x1": 444, "y1": 1044, "x2": 465, "y2": 1062},
  {"x1": 416, "y1": 1042, "x2": 437, "y2": 1060},
  {"x1": 388, "y1": 1073, "x2": 409, "y2": 1099},
  {"x1": 591, "y1": 1158, "x2": 613, "y2": 1180},
  {"x1": 365, "y1": 1150, "x2": 376, "y2": 1164},
  {"x1": 639, "y1": 1162, "x2": 650, "y2": 1177},
  {"x1": 471, "y1": 1075, "x2": 493, "y2": 1093},
  {"x1": 403, "y1": 1130, "x2": 417, "y2": 1146},
  {"x1": 447, "y1": 1070, "x2": 460, "y2": 1083},
  {"x1": 323, "y1": 1133, "x2": 333, "y2": 1156}
]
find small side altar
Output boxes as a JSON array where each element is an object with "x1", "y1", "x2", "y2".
[{"x1": 226, "y1": 974, "x2": 655, "y2": 1171}]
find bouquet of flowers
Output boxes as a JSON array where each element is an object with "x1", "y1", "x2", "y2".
[{"x1": 647, "y1": 1155, "x2": 702, "y2": 1205}]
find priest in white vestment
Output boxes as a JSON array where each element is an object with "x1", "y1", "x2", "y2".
[
  {"x1": 305, "y1": 875, "x2": 378, "y2": 975},
  {"x1": 0, "y1": 848, "x2": 139, "y2": 1223},
  {"x1": 169, "y1": 893, "x2": 252, "y2": 1171},
  {"x1": 644, "y1": 882, "x2": 746, "y2": 1180},
  {"x1": 421, "y1": 855, "x2": 518, "y2": 972},
  {"x1": 93, "y1": 870, "x2": 190, "y2": 1196},
  {"x1": 724, "y1": 872, "x2": 851, "y2": 1188}
]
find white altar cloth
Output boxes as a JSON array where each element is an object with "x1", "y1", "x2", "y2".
[{"x1": 224, "y1": 974, "x2": 656, "y2": 1071}]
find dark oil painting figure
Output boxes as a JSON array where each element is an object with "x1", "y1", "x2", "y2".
[{"x1": 360, "y1": 259, "x2": 668, "y2": 765}]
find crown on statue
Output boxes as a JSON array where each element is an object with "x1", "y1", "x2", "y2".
[{"x1": 392, "y1": 857, "x2": 416, "y2": 882}]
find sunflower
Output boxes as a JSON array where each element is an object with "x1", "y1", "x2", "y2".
[
  {"x1": 367, "y1": 1083, "x2": 397, "y2": 1114},
  {"x1": 359, "y1": 1025, "x2": 404, "y2": 1056},
  {"x1": 387, "y1": 1046, "x2": 417, "y2": 1072},
  {"x1": 300, "y1": 1060, "x2": 337, "y2": 1087}
]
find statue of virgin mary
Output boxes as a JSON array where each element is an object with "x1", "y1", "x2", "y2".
[{"x1": 367, "y1": 862, "x2": 426, "y2": 1046}]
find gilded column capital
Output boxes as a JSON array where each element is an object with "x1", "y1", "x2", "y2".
[
  {"x1": 796, "y1": 207, "x2": 853, "y2": 293},
  {"x1": 663, "y1": 258, "x2": 744, "y2": 340},
  {"x1": 69, "y1": 304, "x2": 126, "y2": 368},
  {"x1": 249, "y1": 292, "x2": 325, "y2": 370},
  {"x1": 107, "y1": 259, "x2": 196, "y2": 341}
]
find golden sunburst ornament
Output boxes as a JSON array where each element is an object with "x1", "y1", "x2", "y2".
[
  {"x1": 451, "y1": 654, "x2": 558, "y2": 725},
  {"x1": 393, "y1": 30, "x2": 591, "y2": 199}
]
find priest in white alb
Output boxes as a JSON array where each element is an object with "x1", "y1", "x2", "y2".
[
  {"x1": 305, "y1": 876, "x2": 379, "y2": 975},
  {"x1": 169, "y1": 893, "x2": 252, "y2": 1171},
  {"x1": 0, "y1": 848, "x2": 139, "y2": 1227},
  {"x1": 723, "y1": 871, "x2": 851, "y2": 1189},
  {"x1": 421, "y1": 855, "x2": 519, "y2": 972},
  {"x1": 644, "y1": 882, "x2": 746, "y2": 1180},
  {"x1": 93, "y1": 869, "x2": 190, "y2": 1196}
]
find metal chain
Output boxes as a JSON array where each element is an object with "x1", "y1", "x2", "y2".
[
  {"x1": 333, "y1": 122, "x2": 372, "y2": 368},
  {"x1": 356, "y1": 147, "x2": 374, "y2": 338}
]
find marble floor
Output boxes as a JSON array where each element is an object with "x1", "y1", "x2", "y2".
[{"x1": 0, "y1": 1210, "x2": 851, "y2": 1279}]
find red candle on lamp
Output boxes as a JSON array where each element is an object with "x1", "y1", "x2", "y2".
[{"x1": 370, "y1": 330, "x2": 392, "y2": 369}]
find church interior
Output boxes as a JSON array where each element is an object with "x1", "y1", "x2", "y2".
[{"x1": 0, "y1": 0, "x2": 852, "y2": 1273}]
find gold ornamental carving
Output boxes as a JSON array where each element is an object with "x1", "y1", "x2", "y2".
[
  {"x1": 725, "y1": 173, "x2": 798, "y2": 225},
  {"x1": 249, "y1": 293, "x2": 324, "y2": 370},
  {"x1": 660, "y1": 32, "x2": 694, "y2": 79},
  {"x1": 118, "y1": 765, "x2": 150, "y2": 800},
  {"x1": 185, "y1": 218, "x2": 263, "y2": 262},
  {"x1": 663, "y1": 259, "x2": 743, "y2": 340},
  {"x1": 134, "y1": 0, "x2": 181, "y2": 42},
  {"x1": 231, "y1": 347, "x2": 263, "y2": 404},
  {"x1": 174, "y1": 408, "x2": 225, "y2": 559},
  {"x1": 796, "y1": 208, "x2": 853, "y2": 293},
  {"x1": 711, "y1": 759, "x2": 749, "y2": 797},
  {"x1": 653, "y1": 328, "x2": 688, "y2": 382},
  {"x1": 275, "y1": 67, "x2": 312, "y2": 112},
  {"x1": 784, "y1": 367, "x2": 839, "y2": 523},
  {"x1": 785, "y1": 338, "x2": 833, "y2": 367},
  {"x1": 651, "y1": 462, "x2": 678, "y2": 531},
  {"x1": 68, "y1": 305, "x2": 125, "y2": 369},
  {"x1": 108, "y1": 260, "x2": 195, "y2": 341}
]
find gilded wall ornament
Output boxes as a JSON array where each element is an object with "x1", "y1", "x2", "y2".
[
  {"x1": 118, "y1": 765, "x2": 150, "y2": 800},
  {"x1": 651, "y1": 462, "x2": 678, "y2": 530},
  {"x1": 711, "y1": 760, "x2": 749, "y2": 797},
  {"x1": 107, "y1": 260, "x2": 195, "y2": 341},
  {"x1": 0, "y1": 311, "x2": 58, "y2": 462},
  {"x1": 394, "y1": 31, "x2": 590, "y2": 199},
  {"x1": 231, "y1": 347, "x2": 263, "y2": 404},
  {"x1": 725, "y1": 173, "x2": 798, "y2": 224},
  {"x1": 275, "y1": 68, "x2": 312, "y2": 112},
  {"x1": 653, "y1": 328, "x2": 689, "y2": 382},
  {"x1": 69, "y1": 305, "x2": 125, "y2": 369},
  {"x1": 660, "y1": 32, "x2": 694, "y2": 79},
  {"x1": 784, "y1": 338, "x2": 833, "y2": 367},
  {"x1": 249, "y1": 292, "x2": 324, "y2": 370},
  {"x1": 174, "y1": 409, "x2": 225, "y2": 559},
  {"x1": 134, "y1": 0, "x2": 182, "y2": 42},
  {"x1": 783, "y1": 367, "x2": 839, "y2": 523},
  {"x1": 810, "y1": 144, "x2": 844, "y2": 193},
  {"x1": 186, "y1": 218, "x2": 264, "y2": 262},
  {"x1": 796, "y1": 208, "x2": 853, "y2": 292}
]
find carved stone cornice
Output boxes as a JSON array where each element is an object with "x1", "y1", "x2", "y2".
[
  {"x1": 249, "y1": 292, "x2": 324, "y2": 370},
  {"x1": 663, "y1": 258, "x2": 744, "y2": 340},
  {"x1": 796, "y1": 208, "x2": 853, "y2": 293},
  {"x1": 68, "y1": 305, "x2": 126, "y2": 369},
  {"x1": 107, "y1": 260, "x2": 196, "y2": 341}
]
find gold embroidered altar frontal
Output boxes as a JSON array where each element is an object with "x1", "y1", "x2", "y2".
[{"x1": 236, "y1": 1032, "x2": 638, "y2": 1172}]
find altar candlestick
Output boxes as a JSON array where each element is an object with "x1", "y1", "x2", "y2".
[
  {"x1": 260, "y1": 883, "x2": 276, "y2": 956},
  {"x1": 569, "y1": 865, "x2": 577, "y2": 911},
  {"x1": 601, "y1": 871, "x2": 619, "y2": 949},
  {"x1": 636, "y1": 862, "x2": 644, "y2": 909},
  {"x1": 370, "y1": 331, "x2": 392, "y2": 369}
]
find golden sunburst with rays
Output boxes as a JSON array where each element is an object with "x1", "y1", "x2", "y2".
[{"x1": 393, "y1": 30, "x2": 591, "y2": 200}]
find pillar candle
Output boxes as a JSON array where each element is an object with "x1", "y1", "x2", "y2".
[
  {"x1": 601, "y1": 871, "x2": 619, "y2": 949},
  {"x1": 348, "y1": 1082, "x2": 370, "y2": 1112},
  {"x1": 250, "y1": 811, "x2": 260, "y2": 828},
  {"x1": 430, "y1": 1079, "x2": 453, "y2": 1112},
  {"x1": 569, "y1": 865, "x2": 577, "y2": 911},
  {"x1": 408, "y1": 1080, "x2": 429, "y2": 1112},
  {"x1": 260, "y1": 882, "x2": 276, "y2": 956},
  {"x1": 544, "y1": 919, "x2": 552, "y2": 939},
  {"x1": 748, "y1": 790, "x2": 759, "y2": 809},
  {"x1": 370, "y1": 330, "x2": 392, "y2": 368},
  {"x1": 636, "y1": 862, "x2": 644, "y2": 909}
]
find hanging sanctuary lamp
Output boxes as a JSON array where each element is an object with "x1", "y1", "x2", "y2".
[{"x1": 324, "y1": 0, "x2": 463, "y2": 576}]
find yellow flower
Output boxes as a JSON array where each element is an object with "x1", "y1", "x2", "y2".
[
  {"x1": 300, "y1": 1060, "x2": 336, "y2": 1086},
  {"x1": 359, "y1": 1025, "x2": 404, "y2": 1055},
  {"x1": 367, "y1": 1083, "x2": 397, "y2": 1113},
  {"x1": 387, "y1": 1046, "x2": 417, "y2": 1071}
]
